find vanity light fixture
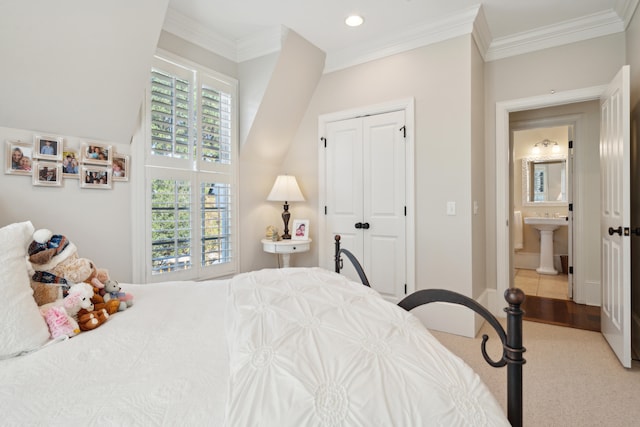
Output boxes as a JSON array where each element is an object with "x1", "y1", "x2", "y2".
[
  {"x1": 345, "y1": 15, "x2": 364, "y2": 27},
  {"x1": 532, "y1": 139, "x2": 560, "y2": 154}
]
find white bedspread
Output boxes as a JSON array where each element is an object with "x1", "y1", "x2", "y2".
[
  {"x1": 225, "y1": 268, "x2": 509, "y2": 426},
  {"x1": 0, "y1": 280, "x2": 230, "y2": 426}
]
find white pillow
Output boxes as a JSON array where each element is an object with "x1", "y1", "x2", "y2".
[{"x1": 0, "y1": 221, "x2": 50, "y2": 358}]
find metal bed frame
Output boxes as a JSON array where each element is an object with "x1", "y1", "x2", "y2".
[{"x1": 334, "y1": 235, "x2": 526, "y2": 427}]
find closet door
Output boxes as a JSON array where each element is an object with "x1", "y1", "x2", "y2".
[
  {"x1": 325, "y1": 117, "x2": 364, "y2": 261},
  {"x1": 325, "y1": 110, "x2": 406, "y2": 301}
]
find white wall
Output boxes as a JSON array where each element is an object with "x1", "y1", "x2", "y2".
[
  {"x1": 0, "y1": 126, "x2": 132, "y2": 281},
  {"x1": 285, "y1": 36, "x2": 478, "y2": 297}
]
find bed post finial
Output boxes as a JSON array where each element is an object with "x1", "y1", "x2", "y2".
[{"x1": 504, "y1": 287, "x2": 526, "y2": 427}]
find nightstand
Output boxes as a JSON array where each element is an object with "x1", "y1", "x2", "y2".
[{"x1": 261, "y1": 238, "x2": 312, "y2": 268}]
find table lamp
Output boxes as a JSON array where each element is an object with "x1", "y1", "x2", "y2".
[{"x1": 267, "y1": 175, "x2": 305, "y2": 239}]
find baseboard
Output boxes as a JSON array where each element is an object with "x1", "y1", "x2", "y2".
[
  {"x1": 514, "y1": 252, "x2": 566, "y2": 272},
  {"x1": 411, "y1": 289, "x2": 490, "y2": 338},
  {"x1": 514, "y1": 252, "x2": 538, "y2": 270},
  {"x1": 583, "y1": 280, "x2": 601, "y2": 306},
  {"x1": 632, "y1": 311, "x2": 640, "y2": 359}
]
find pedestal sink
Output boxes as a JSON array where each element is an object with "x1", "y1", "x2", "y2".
[{"x1": 524, "y1": 217, "x2": 568, "y2": 275}]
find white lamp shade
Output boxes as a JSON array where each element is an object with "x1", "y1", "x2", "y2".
[{"x1": 267, "y1": 175, "x2": 305, "y2": 202}]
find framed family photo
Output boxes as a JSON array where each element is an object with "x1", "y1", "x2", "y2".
[
  {"x1": 81, "y1": 142, "x2": 112, "y2": 165},
  {"x1": 33, "y1": 135, "x2": 63, "y2": 162},
  {"x1": 292, "y1": 219, "x2": 309, "y2": 240},
  {"x1": 32, "y1": 161, "x2": 62, "y2": 187},
  {"x1": 5, "y1": 140, "x2": 34, "y2": 176},
  {"x1": 80, "y1": 165, "x2": 112, "y2": 189},
  {"x1": 62, "y1": 149, "x2": 80, "y2": 179},
  {"x1": 112, "y1": 154, "x2": 129, "y2": 181}
]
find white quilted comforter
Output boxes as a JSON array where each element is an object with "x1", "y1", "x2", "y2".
[
  {"x1": 225, "y1": 268, "x2": 509, "y2": 426},
  {"x1": 0, "y1": 267, "x2": 509, "y2": 426},
  {"x1": 0, "y1": 280, "x2": 230, "y2": 426}
]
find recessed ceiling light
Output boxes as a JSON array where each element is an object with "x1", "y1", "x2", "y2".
[{"x1": 345, "y1": 15, "x2": 364, "y2": 27}]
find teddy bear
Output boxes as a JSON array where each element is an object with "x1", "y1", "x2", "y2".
[
  {"x1": 101, "y1": 279, "x2": 134, "y2": 311},
  {"x1": 27, "y1": 228, "x2": 110, "y2": 307}
]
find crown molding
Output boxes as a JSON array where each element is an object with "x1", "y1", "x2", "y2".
[
  {"x1": 236, "y1": 26, "x2": 283, "y2": 62},
  {"x1": 471, "y1": 4, "x2": 491, "y2": 59},
  {"x1": 324, "y1": 5, "x2": 480, "y2": 72},
  {"x1": 163, "y1": 4, "x2": 632, "y2": 69},
  {"x1": 163, "y1": 7, "x2": 239, "y2": 61},
  {"x1": 617, "y1": 0, "x2": 640, "y2": 28},
  {"x1": 485, "y1": 9, "x2": 625, "y2": 62}
]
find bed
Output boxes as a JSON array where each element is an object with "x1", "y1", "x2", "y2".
[{"x1": 0, "y1": 221, "x2": 525, "y2": 426}]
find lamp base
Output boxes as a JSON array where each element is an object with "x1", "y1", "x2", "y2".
[{"x1": 281, "y1": 203, "x2": 291, "y2": 239}]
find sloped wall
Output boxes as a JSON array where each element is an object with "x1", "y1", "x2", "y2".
[{"x1": 0, "y1": 0, "x2": 169, "y2": 144}]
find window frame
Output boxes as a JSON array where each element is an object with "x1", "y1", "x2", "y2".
[{"x1": 134, "y1": 50, "x2": 239, "y2": 283}]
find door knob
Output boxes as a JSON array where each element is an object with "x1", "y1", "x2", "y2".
[
  {"x1": 355, "y1": 222, "x2": 363, "y2": 229},
  {"x1": 608, "y1": 226, "x2": 623, "y2": 236},
  {"x1": 362, "y1": 222, "x2": 370, "y2": 229}
]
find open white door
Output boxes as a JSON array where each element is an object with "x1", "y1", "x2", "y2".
[{"x1": 600, "y1": 65, "x2": 631, "y2": 368}]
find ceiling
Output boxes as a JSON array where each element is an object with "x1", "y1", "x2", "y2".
[{"x1": 165, "y1": 0, "x2": 638, "y2": 70}]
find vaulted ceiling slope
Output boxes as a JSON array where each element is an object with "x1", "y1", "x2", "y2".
[
  {"x1": 0, "y1": 0, "x2": 169, "y2": 143},
  {"x1": 164, "y1": 0, "x2": 639, "y2": 71}
]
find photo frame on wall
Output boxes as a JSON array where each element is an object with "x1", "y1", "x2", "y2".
[
  {"x1": 80, "y1": 165, "x2": 112, "y2": 189},
  {"x1": 112, "y1": 154, "x2": 129, "y2": 182},
  {"x1": 81, "y1": 142, "x2": 112, "y2": 165},
  {"x1": 62, "y1": 149, "x2": 80, "y2": 179},
  {"x1": 32, "y1": 160, "x2": 62, "y2": 187},
  {"x1": 33, "y1": 135, "x2": 63, "y2": 162},
  {"x1": 5, "y1": 140, "x2": 34, "y2": 175},
  {"x1": 292, "y1": 219, "x2": 309, "y2": 240}
]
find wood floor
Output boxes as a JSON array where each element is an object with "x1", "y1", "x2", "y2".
[{"x1": 514, "y1": 269, "x2": 600, "y2": 332}]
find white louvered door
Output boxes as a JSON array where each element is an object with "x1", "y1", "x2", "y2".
[{"x1": 324, "y1": 110, "x2": 407, "y2": 302}]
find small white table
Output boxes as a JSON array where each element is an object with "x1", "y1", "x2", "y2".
[{"x1": 261, "y1": 238, "x2": 312, "y2": 268}]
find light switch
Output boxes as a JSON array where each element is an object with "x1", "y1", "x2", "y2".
[{"x1": 446, "y1": 201, "x2": 456, "y2": 216}]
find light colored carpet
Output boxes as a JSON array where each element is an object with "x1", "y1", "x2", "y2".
[{"x1": 431, "y1": 320, "x2": 640, "y2": 426}]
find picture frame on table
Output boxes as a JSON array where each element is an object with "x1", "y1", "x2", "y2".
[
  {"x1": 292, "y1": 219, "x2": 309, "y2": 240},
  {"x1": 80, "y1": 165, "x2": 112, "y2": 189},
  {"x1": 62, "y1": 149, "x2": 80, "y2": 179},
  {"x1": 32, "y1": 161, "x2": 62, "y2": 187},
  {"x1": 5, "y1": 140, "x2": 34, "y2": 176},
  {"x1": 81, "y1": 142, "x2": 112, "y2": 165},
  {"x1": 33, "y1": 135, "x2": 63, "y2": 162},
  {"x1": 111, "y1": 154, "x2": 129, "y2": 182}
]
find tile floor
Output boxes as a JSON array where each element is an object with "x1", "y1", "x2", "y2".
[{"x1": 514, "y1": 268, "x2": 569, "y2": 300}]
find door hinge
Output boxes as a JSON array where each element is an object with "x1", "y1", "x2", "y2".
[
  {"x1": 568, "y1": 203, "x2": 573, "y2": 211},
  {"x1": 324, "y1": 206, "x2": 327, "y2": 215},
  {"x1": 399, "y1": 125, "x2": 406, "y2": 138},
  {"x1": 569, "y1": 266, "x2": 573, "y2": 275},
  {"x1": 321, "y1": 136, "x2": 327, "y2": 147},
  {"x1": 404, "y1": 206, "x2": 407, "y2": 216},
  {"x1": 404, "y1": 283, "x2": 407, "y2": 294},
  {"x1": 569, "y1": 140, "x2": 573, "y2": 149}
]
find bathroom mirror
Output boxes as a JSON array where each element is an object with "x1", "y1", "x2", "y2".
[{"x1": 522, "y1": 155, "x2": 567, "y2": 206}]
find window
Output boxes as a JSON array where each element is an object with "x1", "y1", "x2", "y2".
[{"x1": 142, "y1": 54, "x2": 238, "y2": 282}]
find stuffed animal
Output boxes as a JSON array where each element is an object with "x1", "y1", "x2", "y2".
[
  {"x1": 102, "y1": 279, "x2": 134, "y2": 311},
  {"x1": 27, "y1": 229, "x2": 109, "y2": 306},
  {"x1": 63, "y1": 282, "x2": 110, "y2": 331},
  {"x1": 40, "y1": 306, "x2": 80, "y2": 339}
]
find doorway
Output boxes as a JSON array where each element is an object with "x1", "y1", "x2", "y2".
[
  {"x1": 511, "y1": 123, "x2": 572, "y2": 298},
  {"x1": 495, "y1": 91, "x2": 604, "y2": 313}
]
